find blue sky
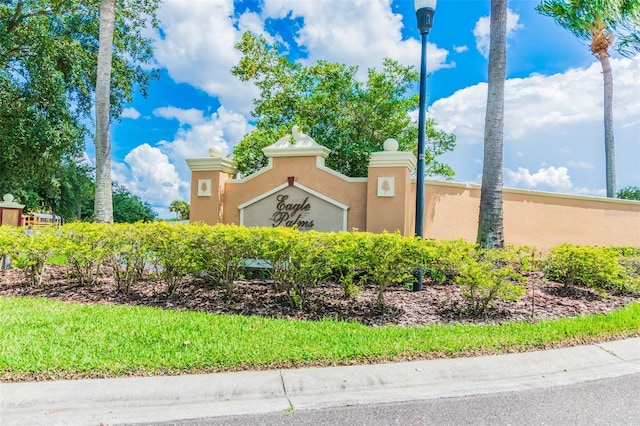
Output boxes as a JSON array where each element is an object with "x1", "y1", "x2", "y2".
[{"x1": 100, "y1": 0, "x2": 640, "y2": 218}]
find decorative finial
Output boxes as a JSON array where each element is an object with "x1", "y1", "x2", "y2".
[
  {"x1": 383, "y1": 138, "x2": 399, "y2": 152},
  {"x1": 208, "y1": 147, "x2": 223, "y2": 158}
]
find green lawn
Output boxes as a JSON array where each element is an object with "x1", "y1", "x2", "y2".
[{"x1": 2, "y1": 296, "x2": 639, "y2": 381}]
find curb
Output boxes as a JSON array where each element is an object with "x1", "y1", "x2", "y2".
[{"x1": 2, "y1": 338, "x2": 639, "y2": 425}]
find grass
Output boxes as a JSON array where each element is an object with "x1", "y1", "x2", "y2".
[{"x1": 2, "y1": 296, "x2": 639, "y2": 381}]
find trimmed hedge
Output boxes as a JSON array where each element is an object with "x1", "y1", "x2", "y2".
[{"x1": 1, "y1": 224, "x2": 638, "y2": 315}]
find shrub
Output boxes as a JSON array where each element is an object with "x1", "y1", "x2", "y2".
[
  {"x1": 542, "y1": 244, "x2": 634, "y2": 293},
  {"x1": 0, "y1": 226, "x2": 24, "y2": 271},
  {"x1": 420, "y1": 239, "x2": 477, "y2": 284},
  {"x1": 260, "y1": 228, "x2": 332, "y2": 309},
  {"x1": 455, "y1": 248, "x2": 526, "y2": 317},
  {"x1": 59, "y1": 223, "x2": 111, "y2": 285},
  {"x1": 103, "y1": 224, "x2": 148, "y2": 293},
  {"x1": 363, "y1": 232, "x2": 420, "y2": 308},
  {"x1": 141, "y1": 222, "x2": 200, "y2": 297},
  {"x1": 325, "y1": 231, "x2": 374, "y2": 298},
  {"x1": 11, "y1": 227, "x2": 62, "y2": 286},
  {"x1": 192, "y1": 224, "x2": 261, "y2": 296}
]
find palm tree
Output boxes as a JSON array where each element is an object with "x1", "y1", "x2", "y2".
[
  {"x1": 169, "y1": 200, "x2": 190, "y2": 220},
  {"x1": 94, "y1": 0, "x2": 116, "y2": 222},
  {"x1": 537, "y1": 0, "x2": 640, "y2": 198},
  {"x1": 477, "y1": 0, "x2": 508, "y2": 249}
]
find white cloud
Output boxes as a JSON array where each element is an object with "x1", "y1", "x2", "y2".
[
  {"x1": 153, "y1": 107, "x2": 206, "y2": 126},
  {"x1": 114, "y1": 105, "x2": 251, "y2": 216},
  {"x1": 454, "y1": 45, "x2": 469, "y2": 54},
  {"x1": 120, "y1": 107, "x2": 141, "y2": 120},
  {"x1": 152, "y1": 0, "x2": 258, "y2": 114},
  {"x1": 262, "y1": 0, "x2": 451, "y2": 77},
  {"x1": 115, "y1": 106, "x2": 251, "y2": 211},
  {"x1": 431, "y1": 55, "x2": 640, "y2": 195},
  {"x1": 506, "y1": 166, "x2": 573, "y2": 192},
  {"x1": 113, "y1": 144, "x2": 189, "y2": 211},
  {"x1": 151, "y1": 0, "x2": 452, "y2": 114},
  {"x1": 474, "y1": 9, "x2": 523, "y2": 58}
]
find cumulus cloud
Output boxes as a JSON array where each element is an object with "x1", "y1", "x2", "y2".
[
  {"x1": 506, "y1": 166, "x2": 573, "y2": 192},
  {"x1": 474, "y1": 9, "x2": 523, "y2": 58},
  {"x1": 151, "y1": 0, "x2": 452, "y2": 113},
  {"x1": 112, "y1": 144, "x2": 189, "y2": 210},
  {"x1": 431, "y1": 55, "x2": 640, "y2": 195},
  {"x1": 114, "y1": 105, "x2": 252, "y2": 215},
  {"x1": 262, "y1": 0, "x2": 451, "y2": 76},
  {"x1": 151, "y1": 0, "x2": 258, "y2": 114},
  {"x1": 156, "y1": 105, "x2": 250, "y2": 192},
  {"x1": 120, "y1": 107, "x2": 141, "y2": 120},
  {"x1": 153, "y1": 107, "x2": 206, "y2": 126}
]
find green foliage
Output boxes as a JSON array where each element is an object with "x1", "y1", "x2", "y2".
[
  {"x1": 0, "y1": 0, "x2": 160, "y2": 214},
  {"x1": 324, "y1": 232, "x2": 372, "y2": 298},
  {"x1": 263, "y1": 229, "x2": 332, "y2": 309},
  {"x1": 191, "y1": 224, "x2": 260, "y2": 296},
  {"x1": 231, "y1": 32, "x2": 456, "y2": 178},
  {"x1": 111, "y1": 184, "x2": 157, "y2": 223},
  {"x1": 617, "y1": 186, "x2": 640, "y2": 201},
  {"x1": 169, "y1": 200, "x2": 190, "y2": 220},
  {"x1": 10, "y1": 228, "x2": 61, "y2": 286},
  {"x1": 542, "y1": 244, "x2": 638, "y2": 293},
  {"x1": 140, "y1": 222, "x2": 200, "y2": 296},
  {"x1": 103, "y1": 224, "x2": 147, "y2": 293},
  {"x1": 536, "y1": 0, "x2": 640, "y2": 56},
  {"x1": 0, "y1": 226, "x2": 24, "y2": 270},
  {"x1": 455, "y1": 249, "x2": 526, "y2": 317},
  {"x1": 363, "y1": 233, "x2": 421, "y2": 308},
  {"x1": 11, "y1": 223, "x2": 638, "y2": 316},
  {"x1": 58, "y1": 223, "x2": 111, "y2": 285},
  {"x1": 421, "y1": 239, "x2": 478, "y2": 284}
]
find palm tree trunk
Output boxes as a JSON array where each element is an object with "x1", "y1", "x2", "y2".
[
  {"x1": 477, "y1": 0, "x2": 507, "y2": 249},
  {"x1": 94, "y1": 0, "x2": 115, "y2": 223},
  {"x1": 597, "y1": 50, "x2": 616, "y2": 197}
]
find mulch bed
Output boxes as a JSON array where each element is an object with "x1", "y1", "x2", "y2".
[{"x1": 2, "y1": 266, "x2": 638, "y2": 326}]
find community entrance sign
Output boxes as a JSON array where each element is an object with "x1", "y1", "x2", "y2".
[
  {"x1": 186, "y1": 126, "x2": 640, "y2": 248},
  {"x1": 239, "y1": 181, "x2": 348, "y2": 231}
]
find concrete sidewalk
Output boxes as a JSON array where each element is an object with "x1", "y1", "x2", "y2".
[{"x1": 2, "y1": 338, "x2": 639, "y2": 426}]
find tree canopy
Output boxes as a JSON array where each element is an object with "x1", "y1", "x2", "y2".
[
  {"x1": 169, "y1": 200, "x2": 190, "y2": 221},
  {"x1": 231, "y1": 32, "x2": 456, "y2": 178},
  {"x1": 0, "y1": 0, "x2": 159, "y2": 213},
  {"x1": 617, "y1": 186, "x2": 640, "y2": 201}
]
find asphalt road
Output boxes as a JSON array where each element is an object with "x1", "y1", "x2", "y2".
[{"x1": 140, "y1": 373, "x2": 640, "y2": 426}]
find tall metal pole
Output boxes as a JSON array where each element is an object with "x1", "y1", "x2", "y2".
[{"x1": 413, "y1": 5, "x2": 434, "y2": 292}]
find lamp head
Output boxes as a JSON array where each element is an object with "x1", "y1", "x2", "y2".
[{"x1": 414, "y1": 0, "x2": 436, "y2": 34}]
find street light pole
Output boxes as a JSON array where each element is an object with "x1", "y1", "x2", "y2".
[{"x1": 413, "y1": 0, "x2": 436, "y2": 292}]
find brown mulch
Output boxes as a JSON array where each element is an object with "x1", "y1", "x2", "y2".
[{"x1": 1, "y1": 266, "x2": 638, "y2": 327}]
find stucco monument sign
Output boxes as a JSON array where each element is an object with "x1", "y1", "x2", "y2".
[
  {"x1": 239, "y1": 180, "x2": 348, "y2": 231},
  {"x1": 186, "y1": 126, "x2": 640, "y2": 248}
]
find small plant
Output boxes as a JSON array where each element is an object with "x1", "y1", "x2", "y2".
[
  {"x1": 141, "y1": 222, "x2": 200, "y2": 297},
  {"x1": 104, "y1": 224, "x2": 148, "y2": 293},
  {"x1": 364, "y1": 232, "x2": 420, "y2": 308},
  {"x1": 11, "y1": 228, "x2": 61, "y2": 286},
  {"x1": 59, "y1": 223, "x2": 111, "y2": 286},
  {"x1": 456, "y1": 248, "x2": 526, "y2": 317},
  {"x1": 542, "y1": 244, "x2": 634, "y2": 293},
  {"x1": 263, "y1": 228, "x2": 331, "y2": 309}
]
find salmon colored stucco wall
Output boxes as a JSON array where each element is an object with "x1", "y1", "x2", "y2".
[
  {"x1": 188, "y1": 152, "x2": 640, "y2": 250},
  {"x1": 422, "y1": 181, "x2": 640, "y2": 250},
  {"x1": 224, "y1": 156, "x2": 368, "y2": 231}
]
